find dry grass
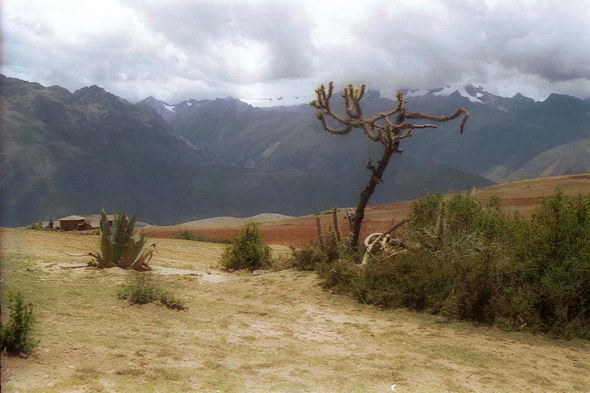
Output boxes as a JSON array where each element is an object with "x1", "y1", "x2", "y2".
[{"x1": 1, "y1": 227, "x2": 589, "y2": 392}]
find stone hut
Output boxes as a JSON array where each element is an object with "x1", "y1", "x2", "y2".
[{"x1": 58, "y1": 215, "x2": 92, "y2": 231}]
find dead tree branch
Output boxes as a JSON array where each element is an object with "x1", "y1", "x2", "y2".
[
  {"x1": 316, "y1": 216, "x2": 325, "y2": 252},
  {"x1": 332, "y1": 207, "x2": 341, "y2": 243},
  {"x1": 311, "y1": 82, "x2": 468, "y2": 248}
]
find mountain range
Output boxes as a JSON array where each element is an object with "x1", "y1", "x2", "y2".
[{"x1": 1, "y1": 74, "x2": 589, "y2": 227}]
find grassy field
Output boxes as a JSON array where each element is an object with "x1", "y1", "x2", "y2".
[
  {"x1": 145, "y1": 174, "x2": 590, "y2": 246},
  {"x1": 1, "y1": 228, "x2": 589, "y2": 392}
]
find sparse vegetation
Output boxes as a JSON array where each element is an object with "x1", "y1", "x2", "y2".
[
  {"x1": 174, "y1": 230, "x2": 232, "y2": 244},
  {"x1": 220, "y1": 223, "x2": 273, "y2": 271},
  {"x1": 28, "y1": 220, "x2": 44, "y2": 230},
  {"x1": 288, "y1": 247, "x2": 325, "y2": 271},
  {"x1": 158, "y1": 291, "x2": 189, "y2": 311},
  {"x1": 89, "y1": 210, "x2": 155, "y2": 271},
  {"x1": 1, "y1": 227, "x2": 589, "y2": 392},
  {"x1": 292, "y1": 189, "x2": 590, "y2": 339},
  {"x1": 117, "y1": 272, "x2": 187, "y2": 311},
  {"x1": 0, "y1": 292, "x2": 39, "y2": 354}
]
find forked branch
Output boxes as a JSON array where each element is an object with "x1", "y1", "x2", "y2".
[{"x1": 311, "y1": 82, "x2": 469, "y2": 248}]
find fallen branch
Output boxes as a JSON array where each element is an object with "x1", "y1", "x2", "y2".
[
  {"x1": 360, "y1": 219, "x2": 408, "y2": 266},
  {"x1": 60, "y1": 264, "x2": 90, "y2": 269},
  {"x1": 63, "y1": 252, "x2": 89, "y2": 257}
]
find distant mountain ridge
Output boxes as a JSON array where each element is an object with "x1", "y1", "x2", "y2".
[
  {"x1": 1, "y1": 75, "x2": 495, "y2": 227},
  {"x1": 5, "y1": 75, "x2": 589, "y2": 227},
  {"x1": 393, "y1": 86, "x2": 590, "y2": 181},
  {"x1": 136, "y1": 96, "x2": 212, "y2": 121},
  {"x1": 155, "y1": 83, "x2": 590, "y2": 184}
]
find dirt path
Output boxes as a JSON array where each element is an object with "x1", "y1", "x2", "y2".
[{"x1": 1, "y1": 228, "x2": 589, "y2": 392}]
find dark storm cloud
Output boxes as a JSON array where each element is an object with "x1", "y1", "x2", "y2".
[
  {"x1": 321, "y1": 0, "x2": 590, "y2": 97},
  {"x1": 3, "y1": 0, "x2": 590, "y2": 104}
]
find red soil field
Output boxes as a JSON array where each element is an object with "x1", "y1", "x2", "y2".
[{"x1": 144, "y1": 174, "x2": 590, "y2": 247}]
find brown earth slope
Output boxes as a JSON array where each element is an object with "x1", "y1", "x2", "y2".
[{"x1": 145, "y1": 174, "x2": 590, "y2": 247}]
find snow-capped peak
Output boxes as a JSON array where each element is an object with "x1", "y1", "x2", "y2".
[
  {"x1": 430, "y1": 84, "x2": 483, "y2": 103},
  {"x1": 401, "y1": 84, "x2": 512, "y2": 105},
  {"x1": 457, "y1": 86, "x2": 483, "y2": 103},
  {"x1": 405, "y1": 88, "x2": 429, "y2": 98}
]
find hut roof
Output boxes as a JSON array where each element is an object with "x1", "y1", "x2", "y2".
[{"x1": 58, "y1": 215, "x2": 88, "y2": 221}]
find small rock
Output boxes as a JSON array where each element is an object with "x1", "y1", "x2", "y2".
[{"x1": 253, "y1": 270, "x2": 265, "y2": 276}]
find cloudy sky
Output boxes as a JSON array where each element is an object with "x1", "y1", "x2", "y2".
[{"x1": 4, "y1": 0, "x2": 590, "y2": 105}]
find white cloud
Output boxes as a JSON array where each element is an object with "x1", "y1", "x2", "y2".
[{"x1": 3, "y1": 0, "x2": 590, "y2": 104}]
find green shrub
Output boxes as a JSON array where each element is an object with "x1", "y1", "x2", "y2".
[
  {"x1": 220, "y1": 223, "x2": 272, "y2": 271},
  {"x1": 117, "y1": 273, "x2": 187, "y2": 311},
  {"x1": 512, "y1": 190, "x2": 590, "y2": 338},
  {"x1": 317, "y1": 258, "x2": 358, "y2": 293},
  {"x1": 351, "y1": 248, "x2": 453, "y2": 311},
  {"x1": 117, "y1": 272, "x2": 160, "y2": 304},
  {"x1": 289, "y1": 229, "x2": 364, "y2": 272},
  {"x1": 158, "y1": 291, "x2": 188, "y2": 311},
  {"x1": 1, "y1": 292, "x2": 39, "y2": 354},
  {"x1": 315, "y1": 189, "x2": 590, "y2": 340},
  {"x1": 289, "y1": 247, "x2": 326, "y2": 271},
  {"x1": 174, "y1": 230, "x2": 196, "y2": 240},
  {"x1": 174, "y1": 230, "x2": 232, "y2": 244}
]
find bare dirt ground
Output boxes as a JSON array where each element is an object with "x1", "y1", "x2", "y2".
[
  {"x1": 145, "y1": 174, "x2": 590, "y2": 246},
  {"x1": 1, "y1": 228, "x2": 589, "y2": 392},
  {"x1": 178, "y1": 213, "x2": 294, "y2": 227}
]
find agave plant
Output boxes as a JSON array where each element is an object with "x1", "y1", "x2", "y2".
[{"x1": 89, "y1": 210, "x2": 155, "y2": 271}]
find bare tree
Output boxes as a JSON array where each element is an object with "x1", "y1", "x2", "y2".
[{"x1": 310, "y1": 82, "x2": 468, "y2": 248}]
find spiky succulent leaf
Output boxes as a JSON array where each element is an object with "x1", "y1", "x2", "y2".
[
  {"x1": 132, "y1": 244, "x2": 155, "y2": 271},
  {"x1": 99, "y1": 210, "x2": 112, "y2": 264},
  {"x1": 117, "y1": 231, "x2": 148, "y2": 269},
  {"x1": 111, "y1": 212, "x2": 130, "y2": 264},
  {"x1": 88, "y1": 252, "x2": 116, "y2": 268},
  {"x1": 125, "y1": 212, "x2": 138, "y2": 241},
  {"x1": 91, "y1": 209, "x2": 154, "y2": 270}
]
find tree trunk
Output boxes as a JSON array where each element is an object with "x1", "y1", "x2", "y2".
[
  {"x1": 310, "y1": 82, "x2": 466, "y2": 251},
  {"x1": 350, "y1": 143, "x2": 394, "y2": 247}
]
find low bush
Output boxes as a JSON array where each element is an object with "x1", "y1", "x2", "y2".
[
  {"x1": 117, "y1": 273, "x2": 187, "y2": 311},
  {"x1": 316, "y1": 189, "x2": 590, "y2": 340},
  {"x1": 158, "y1": 291, "x2": 188, "y2": 311},
  {"x1": 174, "y1": 230, "x2": 232, "y2": 244},
  {"x1": 28, "y1": 221, "x2": 45, "y2": 230},
  {"x1": 288, "y1": 228, "x2": 364, "y2": 278},
  {"x1": 220, "y1": 223, "x2": 273, "y2": 271},
  {"x1": 289, "y1": 247, "x2": 325, "y2": 271},
  {"x1": 1, "y1": 292, "x2": 39, "y2": 354}
]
